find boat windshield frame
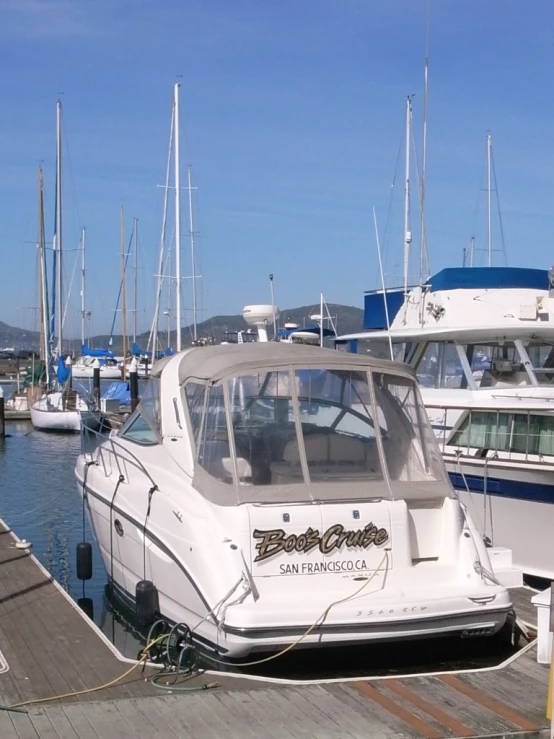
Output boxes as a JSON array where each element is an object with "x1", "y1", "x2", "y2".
[{"x1": 182, "y1": 362, "x2": 448, "y2": 507}]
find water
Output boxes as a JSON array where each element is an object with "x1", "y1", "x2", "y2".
[
  {"x1": 0, "y1": 415, "x2": 145, "y2": 660},
  {"x1": 0, "y1": 417, "x2": 522, "y2": 680}
]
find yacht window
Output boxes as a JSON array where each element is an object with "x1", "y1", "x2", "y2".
[
  {"x1": 184, "y1": 382, "x2": 206, "y2": 450},
  {"x1": 373, "y1": 373, "x2": 444, "y2": 482},
  {"x1": 138, "y1": 377, "x2": 161, "y2": 431},
  {"x1": 526, "y1": 344, "x2": 554, "y2": 385},
  {"x1": 415, "y1": 342, "x2": 464, "y2": 389},
  {"x1": 197, "y1": 384, "x2": 233, "y2": 483},
  {"x1": 228, "y1": 371, "x2": 298, "y2": 485},
  {"x1": 449, "y1": 411, "x2": 510, "y2": 452},
  {"x1": 119, "y1": 410, "x2": 159, "y2": 445},
  {"x1": 449, "y1": 412, "x2": 554, "y2": 457},
  {"x1": 293, "y1": 369, "x2": 383, "y2": 483}
]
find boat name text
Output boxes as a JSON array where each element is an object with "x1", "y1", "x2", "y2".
[{"x1": 252, "y1": 523, "x2": 389, "y2": 563}]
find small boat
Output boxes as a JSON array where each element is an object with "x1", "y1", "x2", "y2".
[
  {"x1": 30, "y1": 101, "x2": 100, "y2": 434},
  {"x1": 76, "y1": 342, "x2": 511, "y2": 659}
]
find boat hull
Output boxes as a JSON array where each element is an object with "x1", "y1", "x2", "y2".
[
  {"x1": 446, "y1": 457, "x2": 554, "y2": 580},
  {"x1": 31, "y1": 392, "x2": 101, "y2": 433},
  {"x1": 77, "y1": 457, "x2": 511, "y2": 659},
  {"x1": 72, "y1": 365, "x2": 121, "y2": 380}
]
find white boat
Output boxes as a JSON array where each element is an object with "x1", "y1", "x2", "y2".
[
  {"x1": 72, "y1": 355, "x2": 121, "y2": 380},
  {"x1": 76, "y1": 342, "x2": 511, "y2": 659},
  {"x1": 31, "y1": 389, "x2": 100, "y2": 433},
  {"x1": 338, "y1": 265, "x2": 554, "y2": 579}
]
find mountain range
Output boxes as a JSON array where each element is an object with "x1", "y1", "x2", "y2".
[{"x1": 0, "y1": 304, "x2": 364, "y2": 354}]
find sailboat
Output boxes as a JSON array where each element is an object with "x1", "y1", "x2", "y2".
[
  {"x1": 72, "y1": 228, "x2": 121, "y2": 380},
  {"x1": 31, "y1": 100, "x2": 100, "y2": 433}
]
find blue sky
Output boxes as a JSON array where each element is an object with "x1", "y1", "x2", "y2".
[{"x1": 1, "y1": 0, "x2": 554, "y2": 338}]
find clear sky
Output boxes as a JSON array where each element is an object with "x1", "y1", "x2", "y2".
[{"x1": 1, "y1": 0, "x2": 553, "y2": 339}]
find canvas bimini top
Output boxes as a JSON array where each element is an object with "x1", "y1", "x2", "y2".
[{"x1": 152, "y1": 342, "x2": 417, "y2": 385}]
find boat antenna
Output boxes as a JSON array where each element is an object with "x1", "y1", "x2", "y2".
[
  {"x1": 373, "y1": 206, "x2": 393, "y2": 361},
  {"x1": 403, "y1": 95, "x2": 413, "y2": 297},
  {"x1": 269, "y1": 274, "x2": 277, "y2": 339}
]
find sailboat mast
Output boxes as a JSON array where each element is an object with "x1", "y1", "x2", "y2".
[
  {"x1": 38, "y1": 166, "x2": 46, "y2": 365},
  {"x1": 149, "y1": 101, "x2": 174, "y2": 356},
  {"x1": 487, "y1": 131, "x2": 492, "y2": 267},
  {"x1": 133, "y1": 217, "x2": 138, "y2": 345},
  {"x1": 174, "y1": 82, "x2": 182, "y2": 352},
  {"x1": 121, "y1": 204, "x2": 127, "y2": 380},
  {"x1": 80, "y1": 227, "x2": 86, "y2": 347},
  {"x1": 56, "y1": 99, "x2": 63, "y2": 358},
  {"x1": 403, "y1": 96, "x2": 412, "y2": 296},
  {"x1": 187, "y1": 166, "x2": 197, "y2": 342}
]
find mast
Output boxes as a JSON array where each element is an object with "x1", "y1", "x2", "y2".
[
  {"x1": 419, "y1": 0, "x2": 430, "y2": 285},
  {"x1": 133, "y1": 217, "x2": 138, "y2": 345},
  {"x1": 55, "y1": 99, "x2": 63, "y2": 358},
  {"x1": 187, "y1": 165, "x2": 197, "y2": 342},
  {"x1": 174, "y1": 82, "x2": 182, "y2": 352},
  {"x1": 80, "y1": 227, "x2": 86, "y2": 347},
  {"x1": 38, "y1": 165, "x2": 50, "y2": 386},
  {"x1": 149, "y1": 99, "x2": 174, "y2": 356},
  {"x1": 403, "y1": 96, "x2": 412, "y2": 296},
  {"x1": 121, "y1": 203, "x2": 127, "y2": 380},
  {"x1": 487, "y1": 131, "x2": 492, "y2": 267}
]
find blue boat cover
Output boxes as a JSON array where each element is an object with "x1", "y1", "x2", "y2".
[
  {"x1": 102, "y1": 381, "x2": 131, "y2": 405},
  {"x1": 428, "y1": 267, "x2": 549, "y2": 292},
  {"x1": 363, "y1": 290, "x2": 405, "y2": 330},
  {"x1": 56, "y1": 355, "x2": 71, "y2": 384},
  {"x1": 81, "y1": 344, "x2": 116, "y2": 360}
]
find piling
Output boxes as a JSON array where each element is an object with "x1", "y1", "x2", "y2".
[
  {"x1": 0, "y1": 385, "x2": 4, "y2": 438},
  {"x1": 130, "y1": 356, "x2": 139, "y2": 412},
  {"x1": 66, "y1": 355, "x2": 73, "y2": 389},
  {"x1": 93, "y1": 359, "x2": 101, "y2": 406}
]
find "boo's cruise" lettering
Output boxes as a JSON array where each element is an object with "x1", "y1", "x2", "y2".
[{"x1": 252, "y1": 523, "x2": 389, "y2": 563}]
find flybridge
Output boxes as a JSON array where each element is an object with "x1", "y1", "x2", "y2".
[{"x1": 360, "y1": 266, "x2": 554, "y2": 333}]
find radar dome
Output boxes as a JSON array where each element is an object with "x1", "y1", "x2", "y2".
[{"x1": 242, "y1": 304, "x2": 279, "y2": 326}]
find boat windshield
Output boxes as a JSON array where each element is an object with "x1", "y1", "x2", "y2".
[{"x1": 187, "y1": 365, "x2": 445, "y2": 500}]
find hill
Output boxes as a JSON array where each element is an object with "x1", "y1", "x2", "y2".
[{"x1": 0, "y1": 303, "x2": 364, "y2": 354}]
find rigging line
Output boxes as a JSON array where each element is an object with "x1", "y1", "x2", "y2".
[
  {"x1": 61, "y1": 120, "x2": 83, "y2": 243},
  {"x1": 491, "y1": 149, "x2": 508, "y2": 266},
  {"x1": 469, "y1": 139, "x2": 487, "y2": 262},
  {"x1": 380, "y1": 118, "x2": 407, "y2": 288},
  {"x1": 108, "y1": 227, "x2": 137, "y2": 341}
]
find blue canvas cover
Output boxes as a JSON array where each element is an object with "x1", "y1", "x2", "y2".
[
  {"x1": 428, "y1": 267, "x2": 549, "y2": 292},
  {"x1": 102, "y1": 381, "x2": 131, "y2": 405}
]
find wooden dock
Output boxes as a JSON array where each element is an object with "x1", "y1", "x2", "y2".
[{"x1": 0, "y1": 521, "x2": 550, "y2": 738}]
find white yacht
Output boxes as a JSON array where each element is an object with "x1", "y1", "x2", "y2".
[
  {"x1": 338, "y1": 265, "x2": 554, "y2": 579},
  {"x1": 31, "y1": 388, "x2": 100, "y2": 433},
  {"x1": 76, "y1": 342, "x2": 511, "y2": 658}
]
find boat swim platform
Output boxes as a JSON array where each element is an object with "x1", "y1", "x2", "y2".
[{"x1": 0, "y1": 521, "x2": 550, "y2": 739}]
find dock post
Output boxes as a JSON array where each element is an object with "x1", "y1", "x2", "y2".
[
  {"x1": 130, "y1": 357, "x2": 139, "y2": 412},
  {"x1": 0, "y1": 385, "x2": 4, "y2": 438},
  {"x1": 93, "y1": 359, "x2": 101, "y2": 407},
  {"x1": 546, "y1": 582, "x2": 554, "y2": 739},
  {"x1": 66, "y1": 355, "x2": 73, "y2": 389}
]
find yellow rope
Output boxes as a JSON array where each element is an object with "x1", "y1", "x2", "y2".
[
  {"x1": 9, "y1": 634, "x2": 168, "y2": 710},
  {"x1": 203, "y1": 549, "x2": 389, "y2": 668},
  {"x1": 9, "y1": 551, "x2": 389, "y2": 707}
]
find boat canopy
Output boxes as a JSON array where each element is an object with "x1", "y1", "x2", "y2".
[
  {"x1": 172, "y1": 344, "x2": 448, "y2": 506},
  {"x1": 155, "y1": 343, "x2": 416, "y2": 386}
]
